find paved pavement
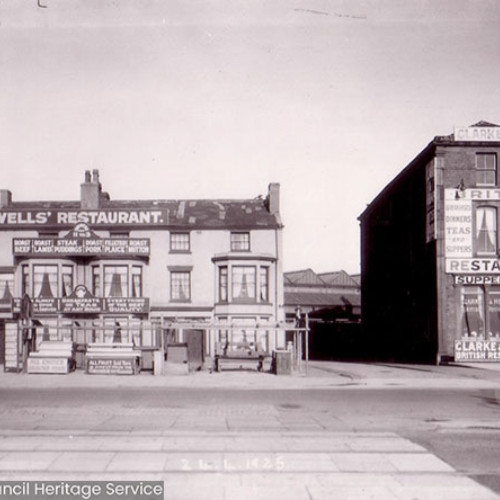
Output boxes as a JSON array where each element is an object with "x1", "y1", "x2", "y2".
[{"x1": 0, "y1": 361, "x2": 499, "y2": 499}]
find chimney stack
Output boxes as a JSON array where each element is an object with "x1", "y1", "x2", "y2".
[
  {"x1": 81, "y1": 170, "x2": 102, "y2": 209},
  {"x1": 0, "y1": 190, "x2": 12, "y2": 208},
  {"x1": 267, "y1": 183, "x2": 280, "y2": 215}
]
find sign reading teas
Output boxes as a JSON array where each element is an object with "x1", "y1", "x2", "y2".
[{"x1": 0, "y1": 209, "x2": 169, "y2": 227}]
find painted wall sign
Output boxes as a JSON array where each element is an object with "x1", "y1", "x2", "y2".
[
  {"x1": 87, "y1": 358, "x2": 136, "y2": 375},
  {"x1": 444, "y1": 189, "x2": 473, "y2": 257},
  {"x1": 455, "y1": 338, "x2": 500, "y2": 361},
  {"x1": 454, "y1": 126, "x2": 500, "y2": 142},
  {"x1": 0, "y1": 209, "x2": 169, "y2": 227},
  {"x1": 13, "y1": 238, "x2": 150, "y2": 257}
]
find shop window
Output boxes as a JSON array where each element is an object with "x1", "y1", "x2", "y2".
[
  {"x1": 232, "y1": 266, "x2": 256, "y2": 301},
  {"x1": 61, "y1": 265, "x2": 74, "y2": 297},
  {"x1": 231, "y1": 232, "x2": 250, "y2": 251},
  {"x1": 92, "y1": 266, "x2": 101, "y2": 296},
  {"x1": 170, "y1": 232, "x2": 190, "y2": 252},
  {"x1": 488, "y1": 292, "x2": 500, "y2": 338},
  {"x1": 22, "y1": 265, "x2": 30, "y2": 296},
  {"x1": 219, "y1": 266, "x2": 228, "y2": 303},
  {"x1": 461, "y1": 287, "x2": 500, "y2": 338},
  {"x1": 104, "y1": 265, "x2": 128, "y2": 297},
  {"x1": 131, "y1": 266, "x2": 143, "y2": 297},
  {"x1": 170, "y1": 271, "x2": 191, "y2": 302},
  {"x1": 33, "y1": 265, "x2": 58, "y2": 298},
  {"x1": 461, "y1": 287, "x2": 485, "y2": 337},
  {"x1": 475, "y1": 206, "x2": 497, "y2": 255},
  {"x1": 476, "y1": 153, "x2": 497, "y2": 186},
  {"x1": 0, "y1": 273, "x2": 13, "y2": 303},
  {"x1": 260, "y1": 267, "x2": 269, "y2": 302}
]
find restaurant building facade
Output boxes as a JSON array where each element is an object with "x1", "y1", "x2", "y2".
[
  {"x1": 360, "y1": 122, "x2": 500, "y2": 364},
  {"x1": 0, "y1": 171, "x2": 285, "y2": 373}
]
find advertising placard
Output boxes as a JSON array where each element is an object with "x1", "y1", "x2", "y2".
[
  {"x1": 455, "y1": 338, "x2": 500, "y2": 361},
  {"x1": 13, "y1": 297, "x2": 149, "y2": 315},
  {"x1": 454, "y1": 126, "x2": 500, "y2": 142},
  {"x1": 27, "y1": 357, "x2": 69, "y2": 374},
  {"x1": 87, "y1": 358, "x2": 136, "y2": 375},
  {"x1": 13, "y1": 238, "x2": 150, "y2": 257},
  {"x1": 0, "y1": 209, "x2": 169, "y2": 227},
  {"x1": 444, "y1": 189, "x2": 472, "y2": 257}
]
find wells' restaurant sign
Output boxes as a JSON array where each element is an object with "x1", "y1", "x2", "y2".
[
  {"x1": 455, "y1": 338, "x2": 500, "y2": 361},
  {"x1": 0, "y1": 209, "x2": 169, "y2": 227}
]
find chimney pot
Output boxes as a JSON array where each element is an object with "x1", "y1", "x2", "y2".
[
  {"x1": 267, "y1": 183, "x2": 280, "y2": 215},
  {"x1": 0, "y1": 190, "x2": 12, "y2": 208}
]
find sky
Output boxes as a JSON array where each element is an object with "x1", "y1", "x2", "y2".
[{"x1": 2, "y1": 0, "x2": 500, "y2": 275}]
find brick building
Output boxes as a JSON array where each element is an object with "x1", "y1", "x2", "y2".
[
  {"x1": 0, "y1": 171, "x2": 285, "y2": 373},
  {"x1": 360, "y1": 122, "x2": 500, "y2": 363}
]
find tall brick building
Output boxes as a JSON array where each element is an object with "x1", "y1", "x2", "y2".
[{"x1": 360, "y1": 122, "x2": 500, "y2": 363}]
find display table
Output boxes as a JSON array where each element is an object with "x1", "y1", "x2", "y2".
[
  {"x1": 85, "y1": 343, "x2": 141, "y2": 375},
  {"x1": 215, "y1": 350, "x2": 266, "y2": 372},
  {"x1": 27, "y1": 341, "x2": 74, "y2": 374}
]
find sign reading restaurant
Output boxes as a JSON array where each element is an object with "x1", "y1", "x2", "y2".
[{"x1": 0, "y1": 209, "x2": 169, "y2": 226}]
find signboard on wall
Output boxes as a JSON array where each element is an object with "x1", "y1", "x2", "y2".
[
  {"x1": 0, "y1": 209, "x2": 169, "y2": 227},
  {"x1": 455, "y1": 338, "x2": 500, "y2": 361},
  {"x1": 27, "y1": 357, "x2": 69, "y2": 374},
  {"x1": 13, "y1": 238, "x2": 150, "y2": 257},
  {"x1": 454, "y1": 126, "x2": 500, "y2": 142},
  {"x1": 444, "y1": 189, "x2": 473, "y2": 257},
  {"x1": 87, "y1": 358, "x2": 136, "y2": 375},
  {"x1": 445, "y1": 188, "x2": 500, "y2": 273},
  {"x1": 13, "y1": 297, "x2": 149, "y2": 315}
]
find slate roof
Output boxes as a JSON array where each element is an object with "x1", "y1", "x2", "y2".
[
  {"x1": 6, "y1": 197, "x2": 282, "y2": 230},
  {"x1": 318, "y1": 270, "x2": 359, "y2": 287},
  {"x1": 284, "y1": 269, "x2": 326, "y2": 286}
]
